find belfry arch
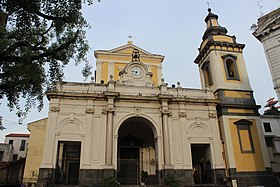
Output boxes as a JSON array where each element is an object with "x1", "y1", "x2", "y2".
[{"x1": 117, "y1": 117, "x2": 159, "y2": 185}]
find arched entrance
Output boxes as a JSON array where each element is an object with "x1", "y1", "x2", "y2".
[{"x1": 117, "y1": 117, "x2": 158, "y2": 185}]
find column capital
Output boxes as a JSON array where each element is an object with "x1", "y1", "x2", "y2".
[
  {"x1": 179, "y1": 111, "x2": 187, "y2": 118},
  {"x1": 50, "y1": 106, "x2": 60, "y2": 112},
  {"x1": 102, "y1": 106, "x2": 115, "y2": 114},
  {"x1": 85, "y1": 107, "x2": 95, "y2": 114},
  {"x1": 160, "y1": 108, "x2": 171, "y2": 116}
]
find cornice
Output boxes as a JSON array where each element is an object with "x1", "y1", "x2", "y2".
[
  {"x1": 253, "y1": 8, "x2": 280, "y2": 41},
  {"x1": 94, "y1": 50, "x2": 165, "y2": 61},
  {"x1": 194, "y1": 40, "x2": 245, "y2": 64}
]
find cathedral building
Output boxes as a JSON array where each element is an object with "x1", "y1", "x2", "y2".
[{"x1": 24, "y1": 9, "x2": 279, "y2": 187}]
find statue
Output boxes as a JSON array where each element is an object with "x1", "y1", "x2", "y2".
[{"x1": 132, "y1": 48, "x2": 140, "y2": 62}]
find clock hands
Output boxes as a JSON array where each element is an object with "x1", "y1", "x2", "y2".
[
  {"x1": 130, "y1": 66, "x2": 143, "y2": 77},
  {"x1": 131, "y1": 69, "x2": 139, "y2": 75}
]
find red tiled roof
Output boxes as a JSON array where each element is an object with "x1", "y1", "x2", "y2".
[{"x1": 5, "y1": 133, "x2": 30, "y2": 138}]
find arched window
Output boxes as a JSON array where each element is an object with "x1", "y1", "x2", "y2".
[
  {"x1": 222, "y1": 55, "x2": 240, "y2": 80},
  {"x1": 202, "y1": 61, "x2": 213, "y2": 86}
]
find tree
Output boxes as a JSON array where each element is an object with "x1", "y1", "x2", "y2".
[{"x1": 0, "y1": 0, "x2": 93, "y2": 118}]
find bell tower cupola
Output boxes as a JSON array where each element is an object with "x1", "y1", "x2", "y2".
[{"x1": 203, "y1": 8, "x2": 228, "y2": 40}]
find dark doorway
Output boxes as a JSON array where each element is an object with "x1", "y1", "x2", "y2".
[
  {"x1": 191, "y1": 144, "x2": 213, "y2": 184},
  {"x1": 55, "y1": 141, "x2": 81, "y2": 185},
  {"x1": 117, "y1": 117, "x2": 158, "y2": 185}
]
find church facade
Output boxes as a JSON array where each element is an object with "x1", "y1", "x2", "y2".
[{"x1": 30, "y1": 9, "x2": 279, "y2": 187}]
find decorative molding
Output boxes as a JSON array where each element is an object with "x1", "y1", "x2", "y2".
[
  {"x1": 134, "y1": 107, "x2": 142, "y2": 116},
  {"x1": 102, "y1": 107, "x2": 107, "y2": 115},
  {"x1": 208, "y1": 112, "x2": 217, "y2": 118},
  {"x1": 85, "y1": 108, "x2": 95, "y2": 114},
  {"x1": 196, "y1": 117, "x2": 201, "y2": 125},
  {"x1": 102, "y1": 106, "x2": 115, "y2": 114},
  {"x1": 50, "y1": 106, "x2": 60, "y2": 112},
  {"x1": 69, "y1": 113, "x2": 75, "y2": 121},
  {"x1": 160, "y1": 108, "x2": 172, "y2": 116},
  {"x1": 178, "y1": 112, "x2": 187, "y2": 118}
]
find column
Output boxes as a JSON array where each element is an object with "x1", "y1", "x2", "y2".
[
  {"x1": 104, "y1": 90, "x2": 117, "y2": 167},
  {"x1": 105, "y1": 108, "x2": 114, "y2": 166},
  {"x1": 162, "y1": 110, "x2": 171, "y2": 166}
]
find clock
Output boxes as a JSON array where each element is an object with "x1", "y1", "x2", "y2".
[{"x1": 130, "y1": 66, "x2": 143, "y2": 78}]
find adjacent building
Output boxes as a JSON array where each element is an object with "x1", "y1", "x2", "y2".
[
  {"x1": 0, "y1": 143, "x2": 13, "y2": 162},
  {"x1": 22, "y1": 9, "x2": 280, "y2": 187},
  {"x1": 23, "y1": 118, "x2": 47, "y2": 186},
  {"x1": 260, "y1": 114, "x2": 280, "y2": 179},
  {"x1": 253, "y1": 8, "x2": 280, "y2": 100},
  {"x1": 5, "y1": 133, "x2": 29, "y2": 161}
]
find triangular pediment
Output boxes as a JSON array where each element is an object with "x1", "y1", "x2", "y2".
[
  {"x1": 94, "y1": 42, "x2": 165, "y2": 62},
  {"x1": 108, "y1": 42, "x2": 153, "y2": 56}
]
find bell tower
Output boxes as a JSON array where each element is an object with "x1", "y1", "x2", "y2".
[
  {"x1": 194, "y1": 8, "x2": 260, "y2": 117},
  {"x1": 195, "y1": 8, "x2": 251, "y2": 92},
  {"x1": 194, "y1": 9, "x2": 279, "y2": 187}
]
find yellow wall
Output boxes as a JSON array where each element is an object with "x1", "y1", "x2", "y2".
[
  {"x1": 213, "y1": 35, "x2": 233, "y2": 43},
  {"x1": 151, "y1": 65, "x2": 158, "y2": 85},
  {"x1": 224, "y1": 90, "x2": 251, "y2": 98},
  {"x1": 95, "y1": 44, "x2": 164, "y2": 85},
  {"x1": 101, "y1": 62, "x2": 108, "y2": 83},
  {"x1": 229, "y1": 118, "x2": 265, "y2": 172},
  {"x1": 114, "y1": 62, "x2": 126, "y2": 81},
  {"x1": 97, "y1": 55, "x2": 162, "y2": 64},
  {"x1": 23, "y1": 118, "x2": 47, "y2": 185},
  {"x1": 227, "y1": 108, "x2": 254, "y2": 114},
  {"x1": 211, "y1": 19, "x2": 219, "y2": 26}
]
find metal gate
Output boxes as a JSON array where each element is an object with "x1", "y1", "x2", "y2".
[
  {"x1": 117, "y1": 159, "x2": 158, "y2": 185},
  {"x1": 118, "y1": 159, "x2": 139, "y2": 184}
]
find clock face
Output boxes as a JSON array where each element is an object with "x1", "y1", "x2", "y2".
[{"x1": 130, "y1": 66, "x2": 143, "y2": 78}]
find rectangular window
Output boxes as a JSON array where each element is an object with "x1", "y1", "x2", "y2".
[
  {"x1": 8, "y1": 139, "x2": 13, "y2": 145},
  {"x1": 19, "y1": 140, "x2": 26, "y2": 151},
  {"x1": 263, "y1": 122, "x2": 272, "y2": 132}
]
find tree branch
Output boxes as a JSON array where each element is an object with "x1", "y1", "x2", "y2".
[{"x1": 32, "y1": 31, "x2": 79, "y2": 61}]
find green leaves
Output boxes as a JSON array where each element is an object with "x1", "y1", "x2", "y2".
[{"x1": 0, "y1": 0, "x2": 92, "y2": 117}]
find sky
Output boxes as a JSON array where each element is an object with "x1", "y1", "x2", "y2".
[{"x1": 0, "y1": 0, "x2": 280, "y2": 142}]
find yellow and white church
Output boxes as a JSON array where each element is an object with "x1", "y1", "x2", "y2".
[{"x1": 23, "y1": 9, "x2": 279, "y2": 187}]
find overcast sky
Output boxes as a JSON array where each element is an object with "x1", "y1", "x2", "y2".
[{"x1": 1, "y1": 0, "x2": 280, "y2": 142}]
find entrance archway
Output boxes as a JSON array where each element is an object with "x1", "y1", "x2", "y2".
[{"x1": 117, "y1": 117, "x2": 158, "y2": 185}]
